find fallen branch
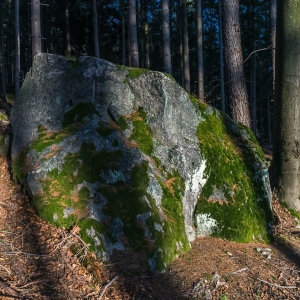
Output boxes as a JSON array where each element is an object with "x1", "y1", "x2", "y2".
[
  {"x1": 256, "y1": 278, "x2": 298, "y2": 289},
  {"x1": 229, "y1": 267, "x2": 248, "y2": 276},
  {"x1": 98, "y1": 275, "x2": 119, "y2": 300},
  {"x1": 0, "y1": 280, "x2": 22, "y2": 298}
]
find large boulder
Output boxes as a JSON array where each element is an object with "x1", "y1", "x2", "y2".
[{"x1": 11, "y1": 54, "x2": 272, "y2": 271}]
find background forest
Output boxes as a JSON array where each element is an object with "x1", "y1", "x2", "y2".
[{"x1": 0, "y1": 0, "x2": 274, "y2": 145}]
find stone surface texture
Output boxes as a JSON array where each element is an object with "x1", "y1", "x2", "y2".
[{"x1": 11, "y1": 54, "x2": 272, "y2": 271}]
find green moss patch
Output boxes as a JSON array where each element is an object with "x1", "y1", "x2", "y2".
[
  {"x1": 116, "y1": 115, "x2": 129, "y2": 131},
  {"x1": 32, "y1": 124, "x2": 80, "y2": 153},
  {"x1": 31, "y1": 142, "x2": 123, "y2": 228},
  {"x1": 163, "y1": 73, "x2": 177, "y2": 83},
  {"x1": 129, "y1": 108, "x2": 153, "y2": 156},
  {"x1": 12, "y1": 147, "x2": 30, "y2": 184},
  {"x1": 62, "y1": 103, "x2": 99, "y2": 128},
  {"x1": 195, "y1": 106, "x2": 272, "y2": 242},
  {"x1": 149, "y1": 173, "x2": 190, "y2": 270},
  {"x1": 117, "y1": 65, "x2": 149, "y2": 82},
  {"x1": 0, "y1": 113, "x2": 8, "y2": 121},
  {"x1": 66, "y1": 57, "x2": 86, "y2": 69}
]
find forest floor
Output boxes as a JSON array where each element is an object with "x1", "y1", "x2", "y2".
[{"x1": 0, "y1": 132, "x2": 300, "y2": 299}]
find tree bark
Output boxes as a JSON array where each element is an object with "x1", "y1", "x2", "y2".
[
  {"x1": 15, "y1": 0, "x2": 20, "y2": 96},
  {"x1": 222, "y1": 0, "x2": 251, "y2": 127},
  {"x1": 197, "y1": 0, "x2": 204, "y2": 99},
  {"x1": 251, "y1": 40, "x2": 257, "y2": 134},
  {"x1": 121, "y1": 0, "x2": 126, "y2": 64},
  {"x1": 31, "y1": 0, "x2": 41, "y2": 58},
  {"x1": 182, "y1": 0, "x2": 190, "y2": 93},
  {"x1": 219, "y1": 0, "x2": 225, "y2": 112},
  {"x1": 272, "y1": 0, "x2": 300, "y2": 211},
  {"x1": 144, "y1": 0, "x2": 150, "y2": 69},
  {"x1": 270, "y1": 0, "x2": 276, "y2": 97},
  {"x1": 162, "y1": 0, "x2": 172, "y2": 74},
  {"x1": 0, "y1": 5, "x2": 6, "y2": 102},
  {"x1": 128, "y1": 0, "x2": 139, "y2": 68},
  {"x1": 93, "y1": 0, "x2": 99, "y2": 58},
  {"x1": 65, "y1": 0, "x2": 71, "y2": 56}
]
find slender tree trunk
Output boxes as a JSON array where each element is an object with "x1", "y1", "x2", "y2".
[
  {"x1": 144, "y1": 0, "x2": 150, "y2": 69},
  {"x1": 251, "y1": 41, "x2": 257, "y2": 134},
  {"x1": 31, "y1": 0, "x2": 42, "y2": 58},
  {"x1": 0, "y1": 6, "x2": 6, "y2": 102},
  {"x1": 197, "y1": 0, "x2": 204, "y2": 99},
  {"x1": 219, "y1": 0, "x2": 225, "y2": 112},
  {"x1": 65, "y1": 0, "x2": 71, "y2": 56},
  {"x1": 93, "y1": 0, "x2": 99, "y2": 58},
  {"x1": 272, "y1": 0, "x2": 300, "y2": 211},
  {"x1": 182, "y1": 0, "x2": 190, "y2": 93},
  {"x1": 15, "y1": 0, "x2": 20, "y2": 96},
  {"x1": 162, "y1": 0, "x2": 172, "y2": 74},
  {"x1": 179, "y1": 1, "x2": 184, "y2": 86},
  {"x1": 128, "y1": 0, "x2": 139, "y2": 67},
  {"x1": 267, "y1": 85, "x2": 272, "y2": 146},
  {"x1": 222, "y1": 0, "x2": 251, "y2": 127},
  {"x1": 121, "y1": 0, "x2": 126, "y2": 64},
  {"x1": 270, "y1": 0, "x2": 276, "y2": 97},
  {"x1": 127, "y1": 9, "x2": 131, "y2": 67}
]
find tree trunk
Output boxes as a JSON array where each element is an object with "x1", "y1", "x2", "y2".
[
  {"x1": 222, "y1": 0, "x2": 251, "y2": 127},
  {"x1": 128, "y1": 0, "x2": 139, "y2": 68},
  {"x1": 31, "y1": 0, "x2": 41, "y2": 58},
  {"x1": 65, "y1": 0, "x2": 71, "y2": 56},
  {"x1": 197, "y1": 0, "x2": 204, "y2": 99},
  {"x1": 144, "y1": 0, "x2": 150, "y2": 69},
  {"x1": 121, "y1": 0, "x2": 126, "y2": 64},
  {"x1": 182, "y1": 0, "x2": 190, "y2": 93},
  {"x1": 93, "y1": 0, "x2": 99, "y2": 58},
  {"x1": 251, "y1": 41, "x2": 257, "y2": 134},
  {"x1": 272, "y1": 0, "x2": 300, "y2": 211},
  {"x1": 15, "y1": 0, "x2": 20, "y2": 96},
  {"x1": 219, "y1": 0, "x2": 225, "y2": 112},
  {"x1": 162, "y1": 0, "x2": 172, "y2": 74},
  {"x1": 0, "y1": 5, "x2": 6, "y2": 102},
  {"x1": 270, "y1": 0, "x2": 276, "y2": 97}
]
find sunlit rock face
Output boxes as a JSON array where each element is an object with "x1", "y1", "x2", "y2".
[{"x1": 11, "y1": 53, "x2": 272, "y2": 272}]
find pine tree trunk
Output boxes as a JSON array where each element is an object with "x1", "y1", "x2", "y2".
[
  {"x1": 93, "y1": 0, "x2": 99, "y2": 58},
  {"x1": 272, "y1": 0, "x2": 300, "y2": 211},
  {"x1": 219, "y1": 0, "x2": 225, "y2": 112},
  {"x1": 0, "y1": 6, "x2": 6, "y2": 102},
  {"x1": 15, "y1": 0, "x2": 20, "y2": 96},
  {"x1": 251, "y1": 41, "x2": 257, "y2": 134},
  {"x1": 128, "y1": 0, "x2": 139, "y2": 68},
  {"x1": 222, "y1": 0, "x2": 251, "y2": 127},
  {"x1": 197, "y1": 0, "x2": 204, "y2": 99},
  {"x1": 162, "y1": 0, "x2": 172, "y2": 74},
  {"x1": 144, "y1": 0, "x2": 150, "y2": 69},
  {"x1": 270, "y1": 0, "x2": 276, "y2": 97},
  {"x1": 65, "y1": 0, "x2": 71, "y2": 56},
  {"x1": 182, "y1": 0, "x2": 190, "y2": 93},
  {"x1": 121, "y1": 0, "x2": 126, "y2": 65},
  {"x1": 31, "y1": 0, "x2": 41, "y2": 58}
]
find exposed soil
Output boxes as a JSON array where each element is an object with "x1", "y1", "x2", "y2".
[{"x1": 0, "y1": 152, "x2": 299, "y2": 299}]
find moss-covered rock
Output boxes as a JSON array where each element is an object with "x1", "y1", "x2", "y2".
[{"x1": 11, "y1": 54, "x2": 272, "y2": 272}]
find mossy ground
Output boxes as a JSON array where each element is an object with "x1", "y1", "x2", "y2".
[{"x1": 194, "y1": 100, "x2": 272, "y2": 242}]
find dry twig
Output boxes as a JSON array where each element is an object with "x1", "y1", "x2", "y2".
[{"x1": 98, "y1": 275, "x2": 119, "y2": 300}]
